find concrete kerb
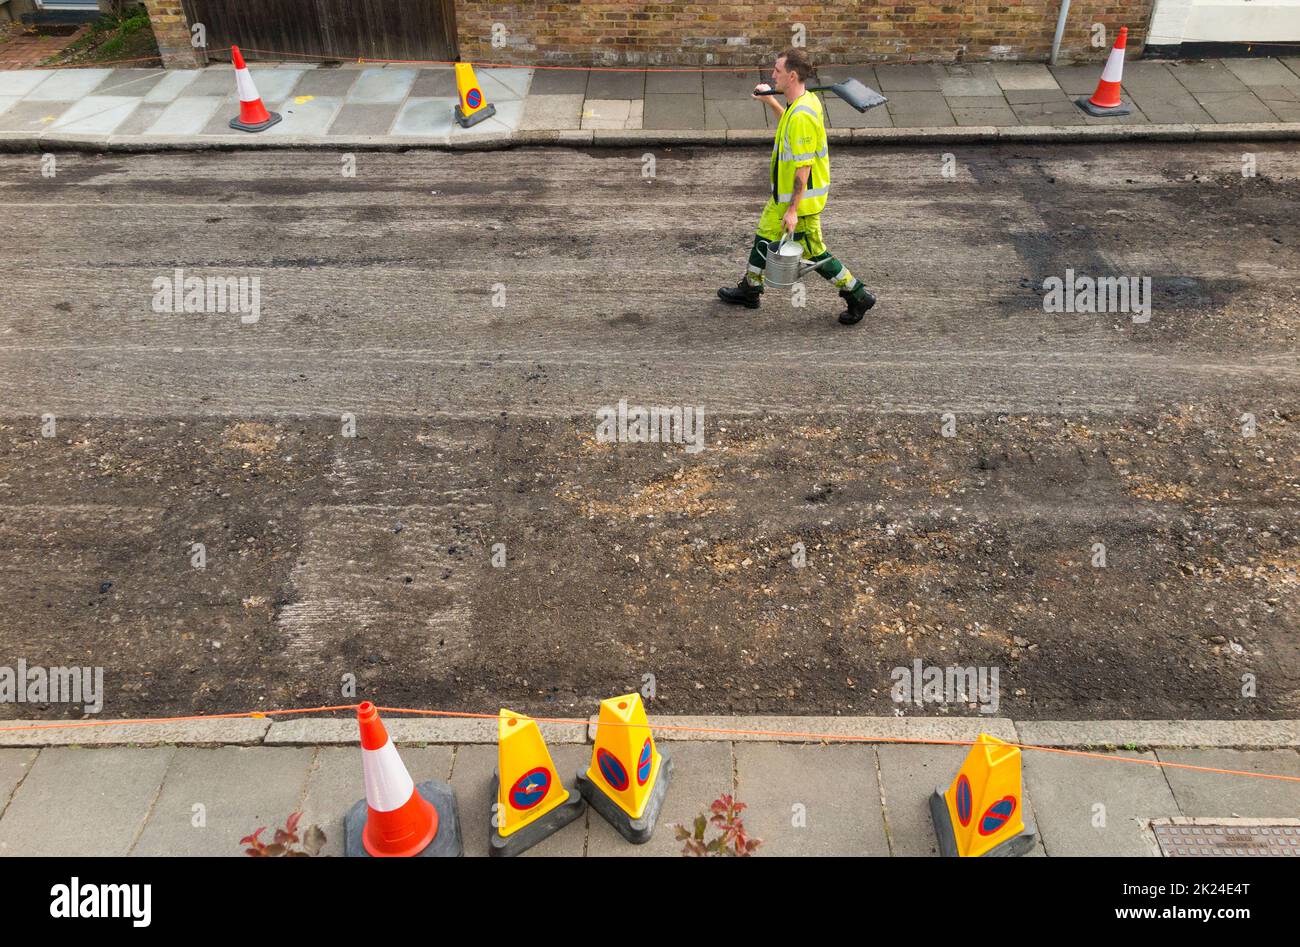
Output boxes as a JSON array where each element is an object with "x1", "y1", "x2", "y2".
[
  {"x1": 1, "y1": 716, "x2": 1296, "y2": 748},
  {"x1": 0, "y1": 122, "x2": 1298, "y2": 153}
]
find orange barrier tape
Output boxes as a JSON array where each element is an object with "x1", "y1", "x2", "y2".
[
  {"x1": 45, "y1": 45, "x2": 786, "y2": 71},
  {"x1": 2, "y1": 704, "x2": 1297, "y2": 784}
]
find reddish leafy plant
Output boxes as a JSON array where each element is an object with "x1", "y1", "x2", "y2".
[
  {"x1": 240, "y1": 812, "x2": 327, "y2": 857},
  {"x1": 675, "y1": 794, "x2": 762, "y2": 856}
]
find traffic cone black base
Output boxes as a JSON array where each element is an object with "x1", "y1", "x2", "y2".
[
  {"x1": 229, "y1": 111, "x2": 283, "y2": 133},
  {"x1": 930, "y1": 786, "x2": 1036, "y2": 858},
  {"x1": 345, "y1": 780, "x2": 464, "y2": 857},
  {"x1": 576, "y1": 751, "x2": 673, "y2": 845},
  {"x1": 1073, "y1": 97, "x2": 1131, "y2": 117},
  {"x1": 488, "y1": 768, "x2": 586, "y2": 857},
  {"x1": 455, "y1": 102, "x2": 496, "y2": 128}
]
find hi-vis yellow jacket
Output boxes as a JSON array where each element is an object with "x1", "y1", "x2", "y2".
[{"x1": 770, "y1": 90, "x2": 830, "y2": 215}]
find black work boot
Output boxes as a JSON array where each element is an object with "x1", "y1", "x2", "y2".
[
  {"x1": 838, "y1": 287, "x2": 876, "y2": 325},
  {"x1": 718, "y1": 278, "x2": 763, "y2": 309}
]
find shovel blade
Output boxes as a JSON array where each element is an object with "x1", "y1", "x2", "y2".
[{"x1": 828, "y1": 77, "x2": 887, "y2": 113}]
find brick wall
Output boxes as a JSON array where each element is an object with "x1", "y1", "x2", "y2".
[
  {"x1": 456, "y1": 1, "x2": 1152, "y2": 66},
  {"x1": 143, "y1": 0, "x2": 203, "y2": 68}
]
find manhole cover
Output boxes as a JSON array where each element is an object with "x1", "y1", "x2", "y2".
[{"x1": 1154, "y1": 822, "x2": 1300, "y2": 857}]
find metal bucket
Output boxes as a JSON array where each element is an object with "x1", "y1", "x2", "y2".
[{"x1": 763, "y1": 232, "x2": 826, "y2": 288}]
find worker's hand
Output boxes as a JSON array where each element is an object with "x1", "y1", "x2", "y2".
[
  {"x1": 781, "y1": 206, "x2": 799, "y2": 237},
  {"x1": 752, "y1": 83, "x2": 776, "y2": 99}
]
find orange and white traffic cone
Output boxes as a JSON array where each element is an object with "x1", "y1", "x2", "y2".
[
  {"x1": 343, "y1": 702, "x2": 463, "y2": 857},
  {"x1": 228, "y1": 45, "x2": 282, "y2": 132},
  {"x1": 1076, "y1": 26, "x2": 1133, "y2": 117}
]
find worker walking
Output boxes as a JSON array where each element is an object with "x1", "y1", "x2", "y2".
[{"x1": 718, "y1": 48, "x2": 876, "y2": 325}]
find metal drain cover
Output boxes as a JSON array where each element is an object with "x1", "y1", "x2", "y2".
[{"x1": 1154, "y1": 822, "x2": 1300, "y2": 857}]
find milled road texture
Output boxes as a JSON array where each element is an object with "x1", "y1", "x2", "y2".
[{"x1": 0, "y1": 144, "x2": 1296, "y2": 721}]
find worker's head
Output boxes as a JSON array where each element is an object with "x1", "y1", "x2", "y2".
[{"x1": 772, "y1": 48, "x2": 813, "y2": 94}]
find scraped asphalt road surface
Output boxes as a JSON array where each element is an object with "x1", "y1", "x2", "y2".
[{"x1": 0, "y1": 143, "x2": 1296, "y2": 721}]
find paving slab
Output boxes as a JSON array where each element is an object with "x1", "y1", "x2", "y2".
[
  {"x1": 1222, "y1": 57, "x2": 1299, "y2": 89},
  {"x1": 24, "y1": 68, "x2": 111, "y2": 101},
  {"x1": 141, "y1": 95, "x2": 223, "y2": 136},
  {"x1": 816, "y1": 65, "x2": 877, "y2": 87},
  {"x1": 1006, "y1": 87, "x2": 1075, "y2": 105},
  {"x1": 941, "y1": 66, "x2": 1001, "y2": 98},
  {"x1": 327, "y1": 102, "x2": 401, "y2": 136},
  {"x1": 736, "y1": 743, "x2": 888, "y2": 856},
  {"x1": 704, "y1": 68, "x2": 761, "y2": 99},
  {"x1": 181, "y1": 68, "x2": 237, "y2": 96},
  {"x1": 951, "y1": 104, "x2": 1020, "y2": 127},
  {"x1": 1284, "y1": 58, "x2": 1300, "y2": 81},
  {"x1": 0, "y1": 747, "x2": 172, "y2": 856},
  {"x1": 530, "y1": 67, "x2": 588, "y2": 95},
  {"x1": 267, "y1": 95, "x2": 344, "y2": 136},
  {"x1": 1125, "y1": 88, "x2": 1213, "y2": 124},
  {"x1": 885, "y1": 90, "x2": 955, "y2": 127},
  {"x1": 198, "y1": 96, "x2": 240, "y2": 135},
  {"x1": 48, "y1": 96, "x2": 138, "y2": 134},
  {"x1": 586, "y1": 741, "x2": 732, "y2": 857},
  {"x1": 294, "y1": 68, "x2": 361, "y2": 97},
  {"x1": 877, "y1": 744, "x2": 1046, "y2": 857},
  {"x1": 520, "y1": 93, "x2": 583, "y2": 130},
  {"x1": 875, "y1": 63, "x2": 943, "y2": 92},
  {"x1": 1024, "y1": 749, "x2": 1176, "y2": 856},
  {"x1": 143, "y1": 69, "x2": 201, "y2": 103},
  {"x1": 587, "y1": 69, "x2": 645, "y2": 100},
  {"x1": 1193, "y1": 90, "x2": 1283, "y2": 124},
  {"x1": 1011, "y1": 99, "x2": 1088, "y2": 126},
  {"x1": 647, "y1": 69, "x2": 703, "y2": 94},
  {"x1": 1255, "y1": 86, "x2": 1300, "y2": 121},
  {"x1": 1112, "y1": 60, "x2": 1182, "y2": 91},
  {"x1": 302, "y1": 745, "x2": 453, "y2": 856},
  {"x1": 111, "y1": 102, "x2": 168, "y2": 137},
  {"x1": 479, "y1": 67, "x2": 532, "y2": 100},
  {"x1": 1156, "y1": 749, "x2": 1300, "y2": 817},
  {"x1": 1050, "y1": 64, "x2": 1108, "y2": 96},
  {"x1": 0, "y1": 69, "x2": 54, "y2": 97},
  {"x1": 0, "y1": 95, "x2": 17, "y2": 117},
  {"x1": 347, "y1": 67, "x2": 418, "y2": 104},
  {"x1": 826, "y1": 97, "x2": 891, "y2": 128},
  {"x1": 0, "y1": 748, "x2": 37, "y2": 814},
  {"x1": 993, "y1": 63, "x2": 1060, "y2": 91},
  {"x1": 582, "y1": 98, "x2": 638, "y2": 130},
  {"x1": 1171, "y1": 61, "x2": 1247, "y2": 93},
  {"x1": 92, "y1": 69, "x2": 166, "y2": 97},
  {"x1": 131, "y1": 747, "x2": 314, "y2": 856},
  {"x1": 705, "y1": 98, "x2": 766, "y2": 130}
]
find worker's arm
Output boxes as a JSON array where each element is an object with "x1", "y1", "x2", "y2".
[{"x1": 782, "y1": 165, "x2": 810, "y2": 235}]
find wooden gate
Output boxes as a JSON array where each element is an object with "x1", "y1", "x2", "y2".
[{"x1": 182, "y1": 0, "x2": 458, "y2": 63}]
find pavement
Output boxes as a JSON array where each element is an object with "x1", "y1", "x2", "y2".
[
  {"x1": 1, "y1": 57, "x2": 1300, "y2": 150},
  {"x1": 0, "y1": 716, "x2": 1296, "y2": 857}
]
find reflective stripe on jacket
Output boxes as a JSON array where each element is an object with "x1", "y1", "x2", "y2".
[{"x1": 770, "y1": 90, "x2": 829, "y2": 215}]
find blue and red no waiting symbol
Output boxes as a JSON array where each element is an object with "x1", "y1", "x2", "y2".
[
  {"x1": 509, "y1": 767, "x2": 551, "y2": 810},
  {"x1": 955, "y1": 774, "x2": 972, "y2": 827},
  {"x1": 637, "y1": 738, "x2": 653, "y2": 786},
  {"x1": 978, "y1": 796, "x2": 1017, "y2": 836},
  {"x1": 597, "y1": 748, "x2": 629, "y2": 791},
  {"x1": 466, "y1": 88, "x2": 482, "y2": 109}
]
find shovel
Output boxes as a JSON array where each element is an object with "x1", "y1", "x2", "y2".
[{"x1": 755, "y1": 77, "x2": 887, "y2": 112}]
